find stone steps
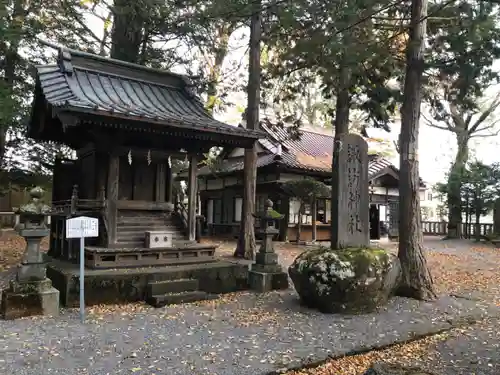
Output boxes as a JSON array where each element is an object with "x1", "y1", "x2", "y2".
[
  {"x1": 146, "y1": 291, "x2": 218, "y2": 308},
  {"x1": 116, "y1": 212, "x2": 186, "y2": 247},
  {"x1": 145, "y1": 278, "x2": 218, "y2": 307},
  {"x1": 147, "y1": 278, "x2": 199, "y2": 296}
]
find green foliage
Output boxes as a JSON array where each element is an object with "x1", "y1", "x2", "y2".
[
  {"x1": 281, "y1": 178, "x2": 331, "y2": 203},
  {"x1": 426, "y1": 1, "x2": 500, "y2": 113},
  {"x1": 461, "y1": 161, "x2": 500, "y2": 218},
  {"x1": 437, "y1": 160, "x2": 500, "y2": 224},
  {"x1": 261, "y1": 0, "x2": 405, "y2": 133}
]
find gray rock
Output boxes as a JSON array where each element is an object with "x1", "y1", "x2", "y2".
[
  {"x1": 363, "y1": 363, "x2": 437, "y2": 375},
  {"x1": 288, "y1": 246, "x2": 401, "y2": 314}
]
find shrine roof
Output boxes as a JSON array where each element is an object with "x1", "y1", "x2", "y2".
[
  {"x1": 194, "y1": 123, "x2": 425, "y2": 187},
  {"x1": 29, "y1": 47, "x2": 263, "y2": 144}
]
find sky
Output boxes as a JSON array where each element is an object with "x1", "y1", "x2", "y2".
[{"x1": 74, "y1": 10, "x2": 500, "y2": 186}]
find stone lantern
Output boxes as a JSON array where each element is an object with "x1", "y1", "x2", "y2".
[
  {"x1": 248, "y1": 199, "x2": 289, "y2": 292},
  {"x1": 1, "y1": 187, "x2": 60, "y2": 320}
]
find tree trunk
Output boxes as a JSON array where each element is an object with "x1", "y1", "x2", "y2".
[
  {"x1": 234, "y1": 0, "x2": 261, "y2": 260},
  {"x1": 0, "y1": 0, "x2": 23, "y2": 168},
  {"x1": 311, "y1": 197, "x2": 317, "y2": 242},
  {"x1": 464, "y1": 192, "x2": 469, "y2": 239},
  {"x1": 397, "y1": 0, "x2": 436, "y2": 301},
  {"x1": 474, "y1": 190, "x2": 481, "y2": 242},
  {"x1": 110, "y1": 0, "x2": 144, "y2": 63},
  {"x1": 446, "y1": 133, "x2": 469, "y2": 238},
  {"x1": 475, "y1": 209, "x2": 481, "y2": 242},
  {"x1": 234, "y1": 146, "x2": 257, "y2": 259},
  {"x1": 206, "y1": 24, "x2": 232, "y2": 114}
]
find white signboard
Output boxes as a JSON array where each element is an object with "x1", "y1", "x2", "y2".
[{"x1": 66, "y1": 216, "x2": 99, "y2": 239}]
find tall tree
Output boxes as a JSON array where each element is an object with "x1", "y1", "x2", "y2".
[
  {"x1": 234, "y1": 0, "x2": 261, "y2": 260},
  {"x1": 0, "y1": 0, "x2": 77, "y2": 175},
  {"x1": 397, "y1": 0, "x2": 436, "y2": 300},
  {"x1": 424, "y1": 1, "x2": 500, "y2": 238}
]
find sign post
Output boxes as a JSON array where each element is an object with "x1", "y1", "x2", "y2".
[{"x1": 66, "y1": 216, "x2": 99, "y2": 323}]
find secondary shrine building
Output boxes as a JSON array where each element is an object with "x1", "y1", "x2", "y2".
[{"x1": 189, "y1": 123, "x2": 427, "y2": 242}]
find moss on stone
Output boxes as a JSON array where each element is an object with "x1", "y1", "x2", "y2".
[{"x1": 289, "y1": 245, "x2": 401, "y2": 314}]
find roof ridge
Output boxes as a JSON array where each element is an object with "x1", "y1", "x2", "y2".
[{"x1": 38, "y1": 40, "x2": 192, "y2": 81}]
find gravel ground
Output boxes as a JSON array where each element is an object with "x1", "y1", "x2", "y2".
[
  {"x1": 1, "y1": 234, "x2": 499, "y2": 375},
  {"x1": 0, "y1": 291, "x2": 497, "y2": 375},
  {"x1": 287, "y1": 238, "x2": 500, "y2": 375}
]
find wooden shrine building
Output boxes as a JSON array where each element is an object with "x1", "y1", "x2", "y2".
[
  {"x1": 28, "y1": 47, "x2": 262, "y2": 275},
  {"x1": 185, "y1": 123, "x2": 427, "y2": 242}
]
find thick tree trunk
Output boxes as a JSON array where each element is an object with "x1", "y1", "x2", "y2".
[
  {"x1": 397, "y1": 0, "x2": 437, "y2": 301},
  {"x1": 0, "y1": 0, "x2": 23, "y2": 168},
  {"x1": 234, "y1": 146, "x2": 257, "y2": 259},
  {"x1": 446, "y1": 133, "x2": 469, "y2": 239},
  {"x1": 206, "y1": 25, "x2": 232, "y2": 114},
  {"x1": 110, "y1": 0, "x2": 144, "y2": 63},
  {"x1": 474, "y1": 209, "x2": 481, "y2": 242},
  {"x1": 234, "y1": 0, "x2": 261, "y2": 260},
  {"x1": 464, "y1": 193, "x2": 470, "y2": 239}
]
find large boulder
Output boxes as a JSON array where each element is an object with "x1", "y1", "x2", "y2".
[{"x1": 288, "y1": 246, "x2": 401, "y2": 314}]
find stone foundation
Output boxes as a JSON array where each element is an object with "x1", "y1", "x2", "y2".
[
  {"x1": 248, "y1": 270, "x2": 289, "y2": 293},
  {"x1": 1, "y1": 279, "x2": 60, "y2": 320},
  {"x1": 47, "y1": 259, "x2": 250, "y2": 307}
]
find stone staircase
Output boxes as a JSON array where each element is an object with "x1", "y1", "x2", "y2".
[
  {"x1": 145, "y1": 278, "x2": 218, "y2": 308},
  {"x1": 116, "y1": 210, "x2": 185, "y2": 248}
]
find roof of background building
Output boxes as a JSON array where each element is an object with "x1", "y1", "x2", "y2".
[{"x1": 196, "y1": 123, "x2": 398, "y2": 180}]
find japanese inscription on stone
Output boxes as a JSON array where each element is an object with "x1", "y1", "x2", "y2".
[{"x1": 331, "y1": 133, "x2": 369, "y2": 248}]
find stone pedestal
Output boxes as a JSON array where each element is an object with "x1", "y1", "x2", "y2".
[
  {"x1": 0, "y1": 187, "x2": 60, "y2": 320},
  {"x1": 1, "y1": 279, "x2": 60, "y2": 320},
  {"x1": 248, "y1": 200, "x2": 289, "y2": 293}
]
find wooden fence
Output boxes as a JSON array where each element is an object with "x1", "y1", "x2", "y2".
[{"x1": 422, "y1": 221, "x2": 494, "y2": 238}]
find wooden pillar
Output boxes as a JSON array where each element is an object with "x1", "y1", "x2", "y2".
[
  {"x1": 166, "y1": 158, "x2": 173, "y2": 203},
  {"x1": 156, "y1": 162, "x2": 166, "y2": 202},
  {"x1": 95, "y1": 152, "x2": 107, "y2": 199},
  {"x1": 311, "y1": 197, "x2": 317, "y2": 242},
  {"x1": 187, "y1": 154, "x2": 198, "y2": 241},
  {"x1": 107, "y1": 154, "x2": 119, "y2": 246}
]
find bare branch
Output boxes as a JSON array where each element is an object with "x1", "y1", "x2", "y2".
[
  {"x1": 468, "y1": 93, "x2": 500, "y2": 135},
  {"x1": 422, "y1": 112, "x2": 453, "y2": 131}
]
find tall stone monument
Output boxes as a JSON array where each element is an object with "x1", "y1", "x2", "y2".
[
  {"x1": 1, "y1": 187, "x2": 60, "y2": 320},
  {"x1": 330, "y1": 133, "x2": 370, "y2": 248}
]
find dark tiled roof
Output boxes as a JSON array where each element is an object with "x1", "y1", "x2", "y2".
[
  {"x1": 197, "y1": 124, "x2": 397, "y2": 179},
  {"x1": 32, "y1": 48, "x2": 263, "y2": 139}
]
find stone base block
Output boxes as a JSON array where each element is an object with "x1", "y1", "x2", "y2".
[
  {"x1": 255, "y1": 252, "x2": 278, "y2": 265},
  {"x1": 16, "y1": 263, "x2": 47, "y2": 282},
  {"x1": 47, "y1": 259, "x2": 250, "y2": 307},
  {"x1": 248, "y1": 270, "x2": 289, "y2": 293},
  {"x1": 252, "y1": 263, "x2": 283, "y2": 273},
  {"x1": 1, "y1": 283, "x2": 60, "y2": 320}
]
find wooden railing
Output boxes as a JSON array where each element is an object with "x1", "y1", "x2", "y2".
[
  {"x1": 51, "y1": 185, "x2": 105, "y2": 215},
  {"x1": 422, "y1": 220, "x2": 494, "y2": 238},
  {"x1": 174, "y1": 192, "x2": 205, "y2": 242},
  {"x1": 421, "y1": 221, "x2": 448, "y2": 236},
  {"x1": 175, "y1": 195, "x2": 189, "y2": 229}
]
